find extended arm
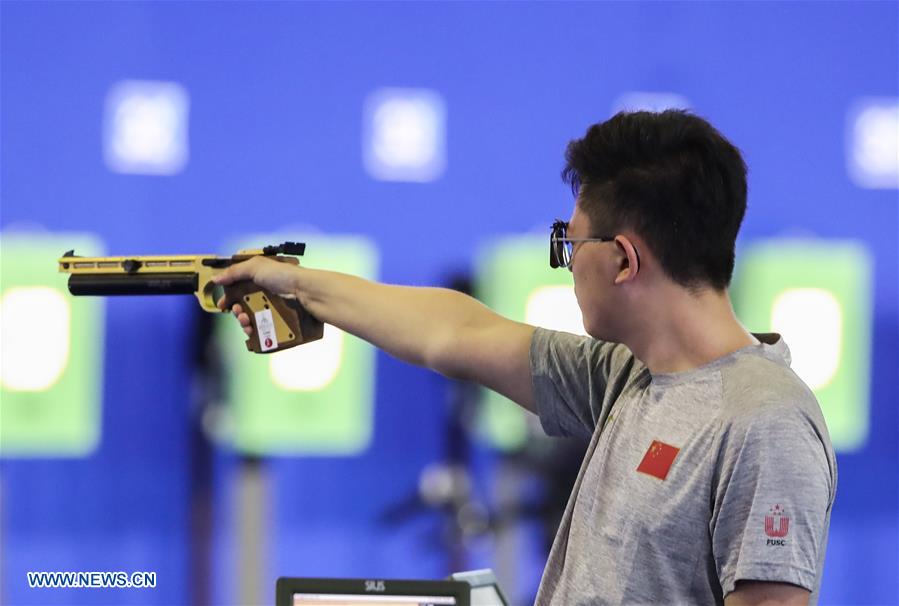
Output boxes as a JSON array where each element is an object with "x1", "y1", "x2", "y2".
[{"x1": 214, "y1": 256, "x2": 537, "y2": 412}]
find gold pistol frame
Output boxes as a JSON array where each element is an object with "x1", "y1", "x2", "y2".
[{"x1": 58, "y1": 242, "x2": 323, "y2": 354}]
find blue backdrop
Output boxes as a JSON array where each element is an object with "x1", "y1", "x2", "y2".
[{"x1": 1, "y1": 2, "x2": 897, "y2": 605}]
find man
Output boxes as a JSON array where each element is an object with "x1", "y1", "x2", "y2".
[{"x1": 215, "y1": 110, "x2": 836, "y2": 605}]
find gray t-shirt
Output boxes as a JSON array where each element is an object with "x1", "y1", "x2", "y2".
[{"x1": 530, "y1": 328, "x2": 837, "y2": 605}]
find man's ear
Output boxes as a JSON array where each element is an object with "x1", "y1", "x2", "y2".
[{"x1": 613, "y1": 235, "x2": 640, "y2": 285}]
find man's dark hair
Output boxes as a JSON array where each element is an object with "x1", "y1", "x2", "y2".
[{"x1": 562, "y1": 110, "x2": 748, "y2": 291}]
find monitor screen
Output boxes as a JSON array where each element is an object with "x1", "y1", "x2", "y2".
[
  {"x1": 276, "y1": 578, "x2": 470, "y2": 606},
  {"x1": 292, "y1": 592, "x2": 457, "y2": 605}
]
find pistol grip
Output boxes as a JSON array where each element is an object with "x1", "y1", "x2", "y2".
[{"x1": 223, "y1": 281, "x2": 324, "y2": 354}]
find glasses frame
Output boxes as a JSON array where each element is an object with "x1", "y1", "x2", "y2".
[{"x1": 550, "y1": 219, "x2": 615, "y2": 270}]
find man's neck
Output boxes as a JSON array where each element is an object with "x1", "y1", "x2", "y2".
[{"x1": 623, "y1": 285, "x2": 759, "y2": 375}]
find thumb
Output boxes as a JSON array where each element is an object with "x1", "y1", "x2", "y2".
[{"x1": 212, "y1": 258, "x2": 256, "y2": 285}]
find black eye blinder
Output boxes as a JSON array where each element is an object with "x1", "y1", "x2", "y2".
[{"x1": 549, "y1": 220, "x2": 568, "y2": 269}]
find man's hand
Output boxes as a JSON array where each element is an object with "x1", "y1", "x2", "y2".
[
  {"x1": 214, "y1": 256, "x2": 301, "y2": 300},
  {"x1": 214, "y1": 256, "x2": 302, "y2": 336},
  {"x1": 725, "y1": 581, "x2": 810, "y2": 606}
]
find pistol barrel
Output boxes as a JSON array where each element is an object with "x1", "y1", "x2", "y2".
[{"x1": 68, "y1": 273, "x2": 199, "y2": 296}]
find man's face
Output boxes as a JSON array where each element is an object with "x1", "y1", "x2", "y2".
[{"x1": 567, "y1": 204, "x2": 618, "y2": 339}]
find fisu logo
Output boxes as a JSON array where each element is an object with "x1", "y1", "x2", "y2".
[{"x1": 765, "y1": 504, "x2": 790, "y2": 546}]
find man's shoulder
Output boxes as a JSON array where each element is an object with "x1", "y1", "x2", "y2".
[
  {"x1": 532, "y1": 327, "x2": 645, "y2": 378},
  {"x1": 711, "y1": 344, "x2": 834, "y2": 461},
  {"x1": 718, "y1": 342, "x2": 819, "y2": 415},
  {"x1": 709, "y1": 343, "x2": 837, "y2": 504}
]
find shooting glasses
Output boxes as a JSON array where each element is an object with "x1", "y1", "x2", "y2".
[{"x1": 549, "y1": 219, "x2": 615, "y2": 270}]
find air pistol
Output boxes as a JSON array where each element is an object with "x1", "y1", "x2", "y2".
[{"x1": 58, "y1": 242, "x2": 323, "y2": 354}]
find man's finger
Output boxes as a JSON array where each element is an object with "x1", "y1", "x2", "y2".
[
  {"x1": 213, "y1": 268, "x2": 238, "y2": 285},
  {"x1": 216, "y1": 296, "x2": 239, "y2": 311},
  {"x1": 212, "y1": 258, "x2": 255, "y2": 286}
]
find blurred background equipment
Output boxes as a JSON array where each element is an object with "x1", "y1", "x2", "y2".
[
  {"x1": 1, "y1": 233, "x2": 105, "y2": 457},
  {"x1": 1, "y1": 2, "x2": 896, "y2": 605},
  {"x1": 217, "y1": 233, "x2": 379, "y2": 456}
]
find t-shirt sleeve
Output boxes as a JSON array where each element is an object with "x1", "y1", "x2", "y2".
[
  {"x1": 529, "y1": 327, "x2": 641, "y2": 440},
  {"x1": 710, "y1": 401, "x2": 835, "y2": 597}
]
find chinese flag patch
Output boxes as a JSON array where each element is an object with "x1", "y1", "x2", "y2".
[{"x1": 636, "y1": 440, "x2": 680, "y2": 480}]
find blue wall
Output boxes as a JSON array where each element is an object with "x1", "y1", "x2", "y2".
[{"x1": 1, "y1": 2, "x2": 896, "y2": 605}]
